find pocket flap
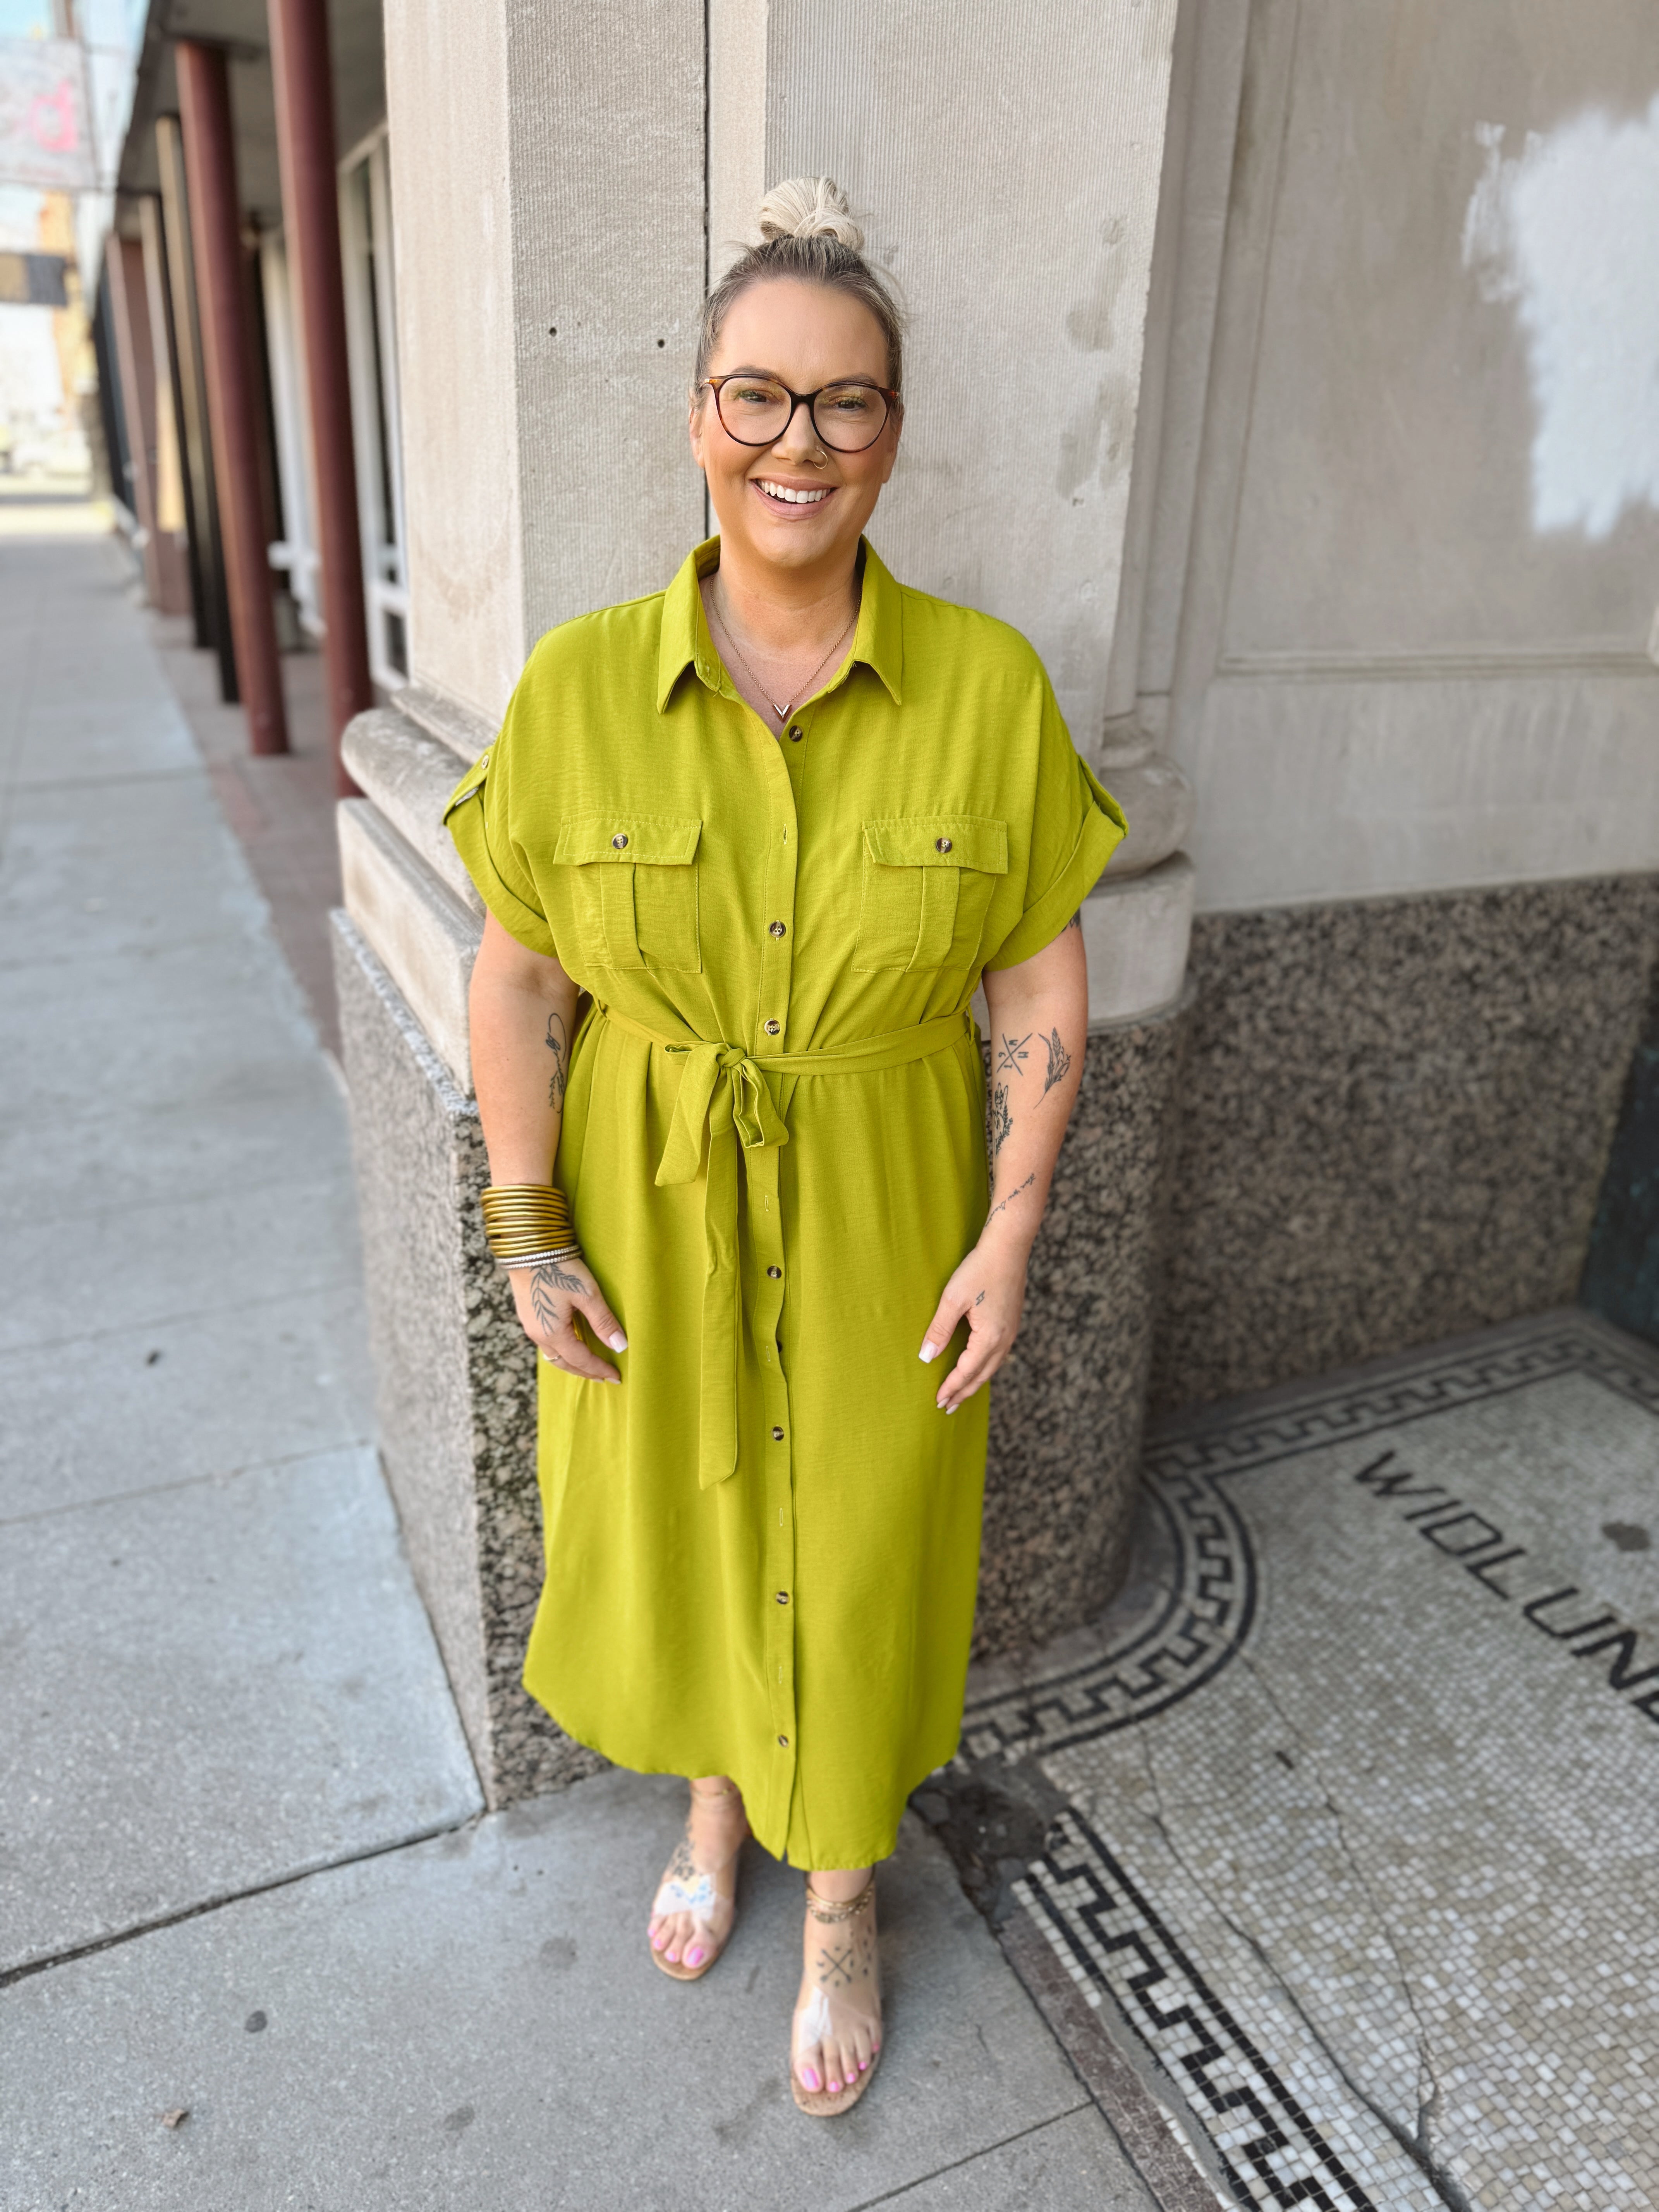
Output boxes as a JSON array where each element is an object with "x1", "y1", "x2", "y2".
[
  {"x1": 863, "y1": 815, "x2": 1008, "y2": 873},
  {"x1": 553, "y1": 812, "x2": 703, "y2": 866}
]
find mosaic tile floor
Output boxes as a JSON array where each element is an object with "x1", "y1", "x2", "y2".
[{"x1": 933, "y1": 1310, "x2": 1659, "y2": 2211}]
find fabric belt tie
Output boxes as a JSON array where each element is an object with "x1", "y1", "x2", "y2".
[{"x1": 594, "y1": 1003, "x2": 974, "y2": 1489}]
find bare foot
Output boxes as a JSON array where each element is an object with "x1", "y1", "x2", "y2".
[
  {"x1": 647, "y1": 1778, "x2": 748, "y2": 1975},
  {"x1": 792, "y1": 1870, "x2": 882, "y2": 2102}
]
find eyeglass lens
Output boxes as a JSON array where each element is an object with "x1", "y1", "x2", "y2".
[{"x1": 715, "y1": 379, "x2": 889, "y2": 452}]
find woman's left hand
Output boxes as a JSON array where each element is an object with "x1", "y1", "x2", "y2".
[{"x1": 918, "y1": 1233, "x2": 1030, "y2": 1414}]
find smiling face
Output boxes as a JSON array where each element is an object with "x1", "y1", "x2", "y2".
[{"x1": 689, "y1": 277, "x2": 901, "y2": 584}]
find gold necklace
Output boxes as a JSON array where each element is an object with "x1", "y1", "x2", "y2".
[{"x1": 709, "y1": 595, "x2": 857, "y2": 724}]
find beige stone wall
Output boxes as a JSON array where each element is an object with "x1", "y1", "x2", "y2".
[
  {"x1": 737, "y1": 0, "x2": 1180, "y2": 755},
  {"x1": 1144, "y1": 0, "x2": 1659, "y2": 912},
  {"x1": 384, "y1": 0, "x2": 705, "y2": 724}
]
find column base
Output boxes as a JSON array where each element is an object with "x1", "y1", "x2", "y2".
[
  {"x1": 976, "y1": 987, "x2": 1194, "y2": 1657},
  {"x1": 332, "y1": 908, "x2": 604, "y2": 1806}
]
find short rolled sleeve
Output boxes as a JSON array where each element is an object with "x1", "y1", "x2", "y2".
[
  {"x1": 983, "y1": 685, "x2": 1127, "y2": 972},
  {"x1": 443, "y1": 696, "x2": 558, "y2": 960}
]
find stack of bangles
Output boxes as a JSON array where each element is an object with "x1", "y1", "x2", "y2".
[{"x1": 479, "y1": 1183, "x2": 583, "y2": 1272}]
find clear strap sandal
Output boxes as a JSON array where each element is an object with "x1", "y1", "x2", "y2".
[
  {"x1": 647, "y1": 1782, "x2": 747, "y2": 1983},
  {"x1": 791, "y1": 1874, "x2": 883, "y2": 2116}
]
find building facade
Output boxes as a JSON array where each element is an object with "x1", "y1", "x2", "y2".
[{"x1": 112, "y1": 0, "x2": 1659, "y2": 1809}]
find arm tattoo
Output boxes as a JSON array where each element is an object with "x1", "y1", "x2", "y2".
[
  {"x1": 529, "y1": 1256, "x2": 584, "y2": 1335},
  {"x1": 985, "y1": 1170, "x2": 1036, "y2": 1228},
  {"x1": 994, "y1": 1030, "x2": 1031, "y2": 1077},
  {"x1": 1064, "y1": 909, "x2": 1082, "y2": 932},
  {"x1": 1040, "y1": 1027, "x2": 1072, "y2": 1100},
  {"x1": 989, "y1": 1082, "x2": 1012, "y2": 1158},
  {"x1": 544, "y1": 1011, "x2": 569, "y2": 1109}
]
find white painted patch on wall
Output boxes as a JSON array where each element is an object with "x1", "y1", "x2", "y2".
[{"x1": 1462, "y1": 101, "x2": 1659, "y2": 540}]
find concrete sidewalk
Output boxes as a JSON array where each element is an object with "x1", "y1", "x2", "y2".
[{"x1": 0, "y1": 531, "x2": 1166, "y2": 2210}]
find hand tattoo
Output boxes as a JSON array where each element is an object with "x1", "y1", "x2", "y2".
[
  {"x1": 545, "y1": 1011, "x2": 569, "y2": 1109},
  {"x1": 974, "y1": 1290, "x2": 985, "y2": 1307},
  {"x1": 1040, "y1": 1028, "x2": 1072, "y2": 1099},
  {"x1": 989, "y1": 1082, "x2": 1012, "y2": 1158},
  {"x1": 529, "y1": 1256, "x2": 584, "y2": 1335},
  {"x1": 994, "y1": 1030, "x2": 1031, "y2": 1077}
]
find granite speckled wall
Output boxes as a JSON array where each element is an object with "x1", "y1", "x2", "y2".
[
  {"x1": 977, "y1": 997, "x2": 1190, "y2": 1655},
  {"x1": 1149, "y1": 875, "x2": 1659, "y2": 1414},
  {"x1": 333, "y1": 915, "x2": 602, "y2": 1804}
]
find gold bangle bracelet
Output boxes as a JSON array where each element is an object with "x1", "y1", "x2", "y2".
[{"x1": 480, "y1": 1183, "x2": 574, "y2": 1264}]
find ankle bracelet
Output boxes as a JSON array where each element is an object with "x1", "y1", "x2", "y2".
[{"x1": 805, "y1": 1877, "x2": 874, "y2": 1924}]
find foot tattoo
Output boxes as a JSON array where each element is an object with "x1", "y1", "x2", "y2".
[
  {"x1": 792, "y1": 1875, "x2": 882, "y2": 2115},
  {"x1": 647, "y1": 1779, "x2": 747, "y2": 1982}
]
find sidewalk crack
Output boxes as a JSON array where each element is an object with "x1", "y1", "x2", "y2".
[{"x1": 1136, "y1": 1690, "x2": 1473, "y2": 2212}]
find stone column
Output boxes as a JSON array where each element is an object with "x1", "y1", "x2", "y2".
[
  {"x1": 334, "y1": 0, "x2": 707, "y2": 1805},
  {"x1": 709, "y1": 0, "x2": 1199, "y2": 1645},
  {"x1": 336, "y1": 0, "x2": 1196, "y2": 1802}
]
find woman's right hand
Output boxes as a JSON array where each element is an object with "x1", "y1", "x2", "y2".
[{"x1": 508, "y1": 1254, "x2": 628, "y2": 1383}]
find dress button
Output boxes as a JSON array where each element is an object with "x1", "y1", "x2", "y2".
[
  {"x1": 935, "y1": 835, "x2": 952, "y2": 853},
  {"x1": 778, "y1": 1733, "x2": 789, "y2": 1747},
  {"x1": 775, "y1": 1590, "x2": 789, "y2": 1606},
  {"x1": 788, "y1": 725, "x2": 803, "y2": 742},
  {"x1": 766, "y1": 1264, "x2": 781, "y2": 1279},
  {"x1": 771, "y1": 1425, "x2": 785, "y2": 1441},
  {"x1": 769, "y1": 921, "x2": 786, "y2": 938},
  {"x1": 611, "y1": 832, "x2": 629, "y2": 849},
  {"x1": 764, "y1": 1018, "x2": 781, "y2": 1036}
]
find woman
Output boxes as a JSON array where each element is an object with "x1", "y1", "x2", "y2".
[{"x1": 446, "y1": 176, "x2": 1124, "y2": 2117}]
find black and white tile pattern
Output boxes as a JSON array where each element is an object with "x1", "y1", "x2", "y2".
[{"x1": 961, "y1": 1312, "x2": 1659, "y2": 2210}]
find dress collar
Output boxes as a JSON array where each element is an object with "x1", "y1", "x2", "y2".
[{"x1": 655, "y1": 534, "x2": 905, "y2": 713}]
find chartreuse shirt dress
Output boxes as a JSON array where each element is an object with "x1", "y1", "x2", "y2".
[{"x1": 445, "y1": 536, "x2": 1124, "y2": 1870}]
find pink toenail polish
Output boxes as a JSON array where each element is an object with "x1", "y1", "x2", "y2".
[
  {"x1": 829, "y1": 2079, "x2": 841, "y2": 2094},
  {"x1": 687, "y1": 1947, "x2": 704, "y2": 1966},
  {"x1": 802, "y1": 2068, "x2": 819, "y2": 2092}
]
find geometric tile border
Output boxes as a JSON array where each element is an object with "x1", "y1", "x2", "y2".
[
  {"x1": 949, "y1": 1312, "x2": 1659, "y2": 2211},
  {"x1": 963, "y1": 1314, "x2": 1659, "y2": 1766},
  {"x1": 1016, "y1": 1811, "x2": 1435, "y2": 2210}
]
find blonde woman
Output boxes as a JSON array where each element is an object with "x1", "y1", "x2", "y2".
[{"x1": 447, "y1": 177, "x2": 1123, "y2": 2116}]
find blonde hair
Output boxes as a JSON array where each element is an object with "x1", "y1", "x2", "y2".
[{"x1": 694, "y1": 176, "x2": 905, "y2": 392}]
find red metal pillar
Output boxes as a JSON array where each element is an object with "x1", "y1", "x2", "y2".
[
  {"x1": 175, "y1": 41, "x2": 289, "y2": 756},
  {"x1": 269, "y1": 0, "x2": 371, "y2": 797},
  {"x1": 106, "y1": 233, "x2": 193, "y2": 616}
]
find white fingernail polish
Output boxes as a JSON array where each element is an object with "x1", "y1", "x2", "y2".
[
  {"x1": 919, "y1": 1344, "x2": 936, "y2": 1363},
  {"x1": 610, "y1": 1334, "x2": 628, "y2": 1352}
]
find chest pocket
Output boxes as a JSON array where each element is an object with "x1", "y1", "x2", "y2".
[
  {"x1": 552, "y1": 813, "x2": 702, "y2": 973},
  {"x1": 853, "y1": 815, "x2": 1008, "y2": 973}
]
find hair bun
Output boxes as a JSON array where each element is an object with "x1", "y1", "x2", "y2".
[{"x1": 756, "y1": 176, "x2": 865, "y2": 254}]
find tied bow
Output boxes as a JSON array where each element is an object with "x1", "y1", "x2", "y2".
[
  {"x1": 654, "y1": 1042, "x2": 790, "y2": 1489},
  {"x1": 655, "y1": 1042, "x2": 790, "y2": 1191}
]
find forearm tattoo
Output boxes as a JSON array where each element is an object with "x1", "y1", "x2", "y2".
[
  {"x1": 994, "y1": 1029, "x2": 1031, "y2": 1077},
  {"x1": 985, "y1": 1170, "x2": 1036, "y2": 1228},
  {"x1": 1040, "y1": 1027, "x2": 1072, "y2": 1099},
  {"x1": 989, "y1": 1082, "x2": 1012, "y2": 1158},
  {"x1": 545, "y1": 1011, "x2": 569, "y2": 1109}
]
